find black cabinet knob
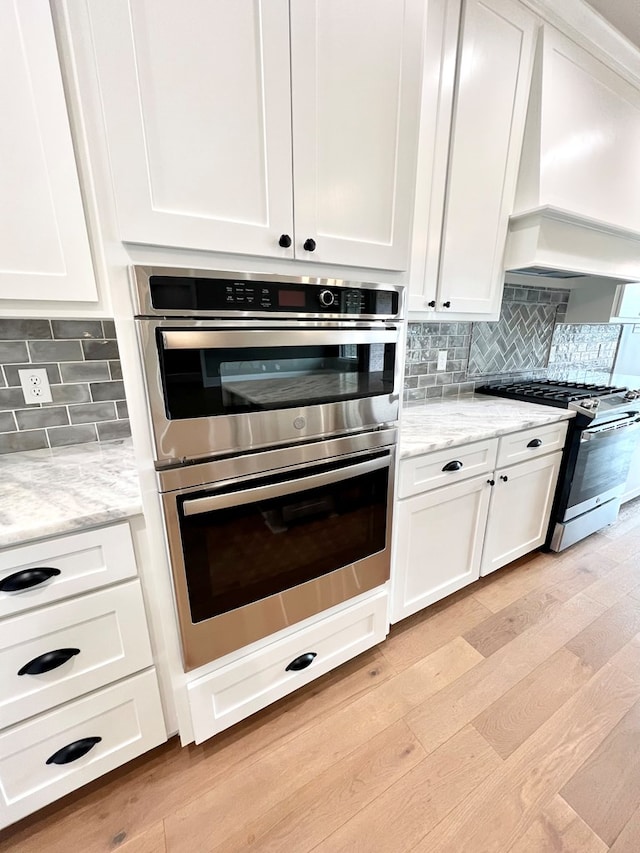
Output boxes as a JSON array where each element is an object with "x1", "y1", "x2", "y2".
[
  {"x1": 18, "y1": 648, "x2": 80, "y2": 676},
  {"x1": 527, "y1": 438, "x2": 542, "y2": 448},
  {"x1": 303, "y1": 238, "x2": 317, "y2": 252},
  {"x1": 0, "y1": 567, "x2": 61, "y2": 593},
  {"x1": 285, "y1": 652, "x2": 317, "y2": 672},
  {"x1": 442, "y1": 460, "x2": 463, "y2": 472},
  {"x1": 500, "y1": 475, "x2": 509, "y2": 482},
  {"x1": 428, "y1": 300, "x2": 436, "y2": 308},
  {"x1": 487, "y1": 479, "x2": 495, "y2": 486},
  {"x1": 442, "y1": 301, "x2": 451, "y2": 308},
  {"x1": 278, "y1": 234, "x2": 292, "y2": 248},
  {"x1": 46, "y1": 737, "x2": 102, "y2": 766}
]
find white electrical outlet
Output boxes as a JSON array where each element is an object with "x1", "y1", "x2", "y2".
[
  {"x1": 437, "y1": 350, "x2": 448, "y2": 371},
  {"x1": 18, "y1": 368, "x2": 53, "y2": 404}
]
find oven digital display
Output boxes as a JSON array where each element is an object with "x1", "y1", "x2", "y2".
[{"x1": 278, "y1": 289, "x2": 306, "y2": 308}]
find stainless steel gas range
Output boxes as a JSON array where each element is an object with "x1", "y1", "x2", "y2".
[
  {"x1": 476, "y1": 380, "x2": 640, "y2": 551},
  {"x1": 133, "y1": 267, "x2": 403, "y2": 670}
]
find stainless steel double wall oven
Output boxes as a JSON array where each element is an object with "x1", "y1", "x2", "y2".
[{"x1": 134, "y1": 268, "x2": 403, "y2": 670}]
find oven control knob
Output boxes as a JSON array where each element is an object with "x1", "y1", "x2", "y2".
[
  {"x1": 319, "y1": 289, "x2": 335, "y2": 307},
  {"x1": 624, "y1": 389, "x2": 640, "y2": 400}
]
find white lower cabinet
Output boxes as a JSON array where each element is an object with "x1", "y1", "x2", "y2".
[
  {"x1": 0, "y1": 520, "x2": 166, "y2": 830},
  {"x1": 0, "y1": 670, "x2": 165, "y2": 828},
  {"x1": 392, "y1": 423, "x2": 567, "y2": 623},
  {"x1": 480, "y1": 452, "x2": 562, "y2": 577},
  {"x1": 392, "y1": 475, "x2": 490, "y2": 622},
  {"x1": 188, "y1": 589, "x2": 388, "y2": 744}
]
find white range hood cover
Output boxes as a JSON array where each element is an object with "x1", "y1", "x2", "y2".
[{"x1": 504, "y1": 206, "x2": 640, "y2": 285}]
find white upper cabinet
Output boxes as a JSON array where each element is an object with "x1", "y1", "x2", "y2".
[
  {"x1": 84, "y1": 0, "x2": 425, "y2": 271},
  {"x1": 289, "y1": 0, "x2": 424, "y2": 269},
  {"x1": 408, "y1": 0, "x2": 537, "y2": 317},
  {"x1": 85, "y1": 0, "x2": 294, "y2": 261},
  {"x1": 0, "y1": 0, "x2": 97, "y2": 303},
  {"x1": 515, "y1": 27, "x2": 640, "y2": 233}
]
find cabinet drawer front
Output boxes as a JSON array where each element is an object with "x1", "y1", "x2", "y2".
[
  {"x1": 0, "y1": 522, "x2": 138, "y2": 618},
  {"x1": 496, "y1": 421, "x2": 569, "y2": 468},
  {"x1": 0, "y1": 581, "x2": 153, "y2": 728},
  {"x1": 398, "y1": 439, "x2": 497, "y2": 498},
  {"x1": 188, "y1": 589, "x2": 388, "y2": 744},
  {"x1": 0, "y1": 670, "x2": 166, "y2": 830}
]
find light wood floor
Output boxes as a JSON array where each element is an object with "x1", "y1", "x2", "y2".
[{"x1": 3, "y1": 498, "x2": 640, "y2": 853}]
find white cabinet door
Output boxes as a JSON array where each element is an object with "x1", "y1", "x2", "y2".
[
  {"x1": 392, "y1": 474, "x2": 491, "y2": 623},
  {"x1": 408, "y1": 0, "x2": 537, "y2": 316},
  {"x1": 437, "y1": 0, "x2": 537, "y2": 314},
  {"x1": 285, "y1": 0, "x2": 425, "y2": 270},
  {"x1": 480, "y1": 451, "x2": 562, "y2": 577},
  {"x1": 86, "y1": 0, "x2": 295, "y2": 258},
  {"x1": 0, "y1": 0, "x2": 96, "y2": 303}
]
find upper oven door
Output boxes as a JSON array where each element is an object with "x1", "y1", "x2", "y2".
[{"x1": 138, "y1": 320, "x2": 402, "y2": 464}]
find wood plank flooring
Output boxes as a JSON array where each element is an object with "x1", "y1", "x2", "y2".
[{"x1": 2, "y1": 497, "x2": 640, "y2": 853}]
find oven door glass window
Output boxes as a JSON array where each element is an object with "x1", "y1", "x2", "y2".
[
  {"x1": 178, "y1": 458, "x2": 389, "y2": 623},
  {"x1": 566, "y1": 423, "x2": 640, "y2": 513},
  {"x1": 159, "y1": 332, "x2": 396, "y2": 419}
]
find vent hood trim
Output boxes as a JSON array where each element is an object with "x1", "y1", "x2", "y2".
[{"x1": 504, "y1": 205, "x2": 640, "y2": 284}]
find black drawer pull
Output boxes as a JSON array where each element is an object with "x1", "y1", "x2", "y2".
[
  {"x1": 487, "y1": 479, "x2": 495, "y2": 486},
  {"x1": 500, "y1": 475, "x2": 509, "y2": 482},
  {"x1": 46, "y1": 736, "x2": 102, "y2": 766},
  {"x1": 527, "y1": 438, "x2": 543, "y2": 448},
  {"x1": 442, "y1": 460, "x2": 463, "y2": 472},
  {"x1": 18, "y1": 648, "x2": 80, "y2": 676},
  {"x1": 0, "y1": 567, "x2": 61, "y2": 593},
  {"x1": 286, "y1": 652, "x2": 317, "y2": 672}
]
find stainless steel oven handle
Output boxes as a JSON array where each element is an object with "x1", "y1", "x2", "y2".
[
  {"x1": 182, "y1": 453, "x2": 390, "y2": 516},
  {"x1": 580, "y1": 415, "x2": 640, "y2": 441},
  {"x1": 161, "y1": 328, "x2": 397, "y2": 349}
]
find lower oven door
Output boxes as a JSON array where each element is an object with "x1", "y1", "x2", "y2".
[
  {"x1": 564, "y1": 412, "x2": 640, "y2": 521},
  {"x1": 162, "y1": 445, "x2": 394, "y2": 670}
]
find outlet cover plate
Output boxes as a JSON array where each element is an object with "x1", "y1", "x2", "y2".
[{"x1": 18, "y1": 368, "x2": 53, "y2": 404}]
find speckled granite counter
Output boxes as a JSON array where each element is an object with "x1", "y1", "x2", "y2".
[
  {"x1": 400, "y1": 395, "x2": 575, "y2": 459},
  {"x1": 0, "y1": 438, "x2": 142, "y2": 548}
]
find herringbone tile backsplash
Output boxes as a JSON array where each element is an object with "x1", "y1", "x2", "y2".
[
  {"x1": 467, "y1": 302, "x2": 556, "y2": 375},
  {"x1": 404, "y1": 284, "x2": 623, "y2": 402}
]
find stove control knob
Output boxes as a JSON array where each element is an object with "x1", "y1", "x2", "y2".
[
  {"x1": 319, "y1": 289, "x2": 335, "y2": 307},
  {"x1": 624, "y1": 389, "x2": 640, "y2": 400}
]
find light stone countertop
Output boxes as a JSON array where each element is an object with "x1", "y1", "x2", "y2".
[
  {"x1": 399, "y1": 395, "x2": 576, "y2": 459},
  {"x1": 0, "y1": 438, "x2": 142, "y2": 548}
]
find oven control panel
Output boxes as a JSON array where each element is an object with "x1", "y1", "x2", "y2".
[{"x1": 146, "y1": 274, "x2": 399, "y2": 317}]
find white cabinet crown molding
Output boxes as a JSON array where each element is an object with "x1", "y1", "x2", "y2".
[{"x1": 521, "y1": 0, "x2": 640, "y2": 89}]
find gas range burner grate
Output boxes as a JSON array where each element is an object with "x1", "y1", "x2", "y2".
[{"x1": 476, "y1": 380, "x2": 628, "y2": 408}]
